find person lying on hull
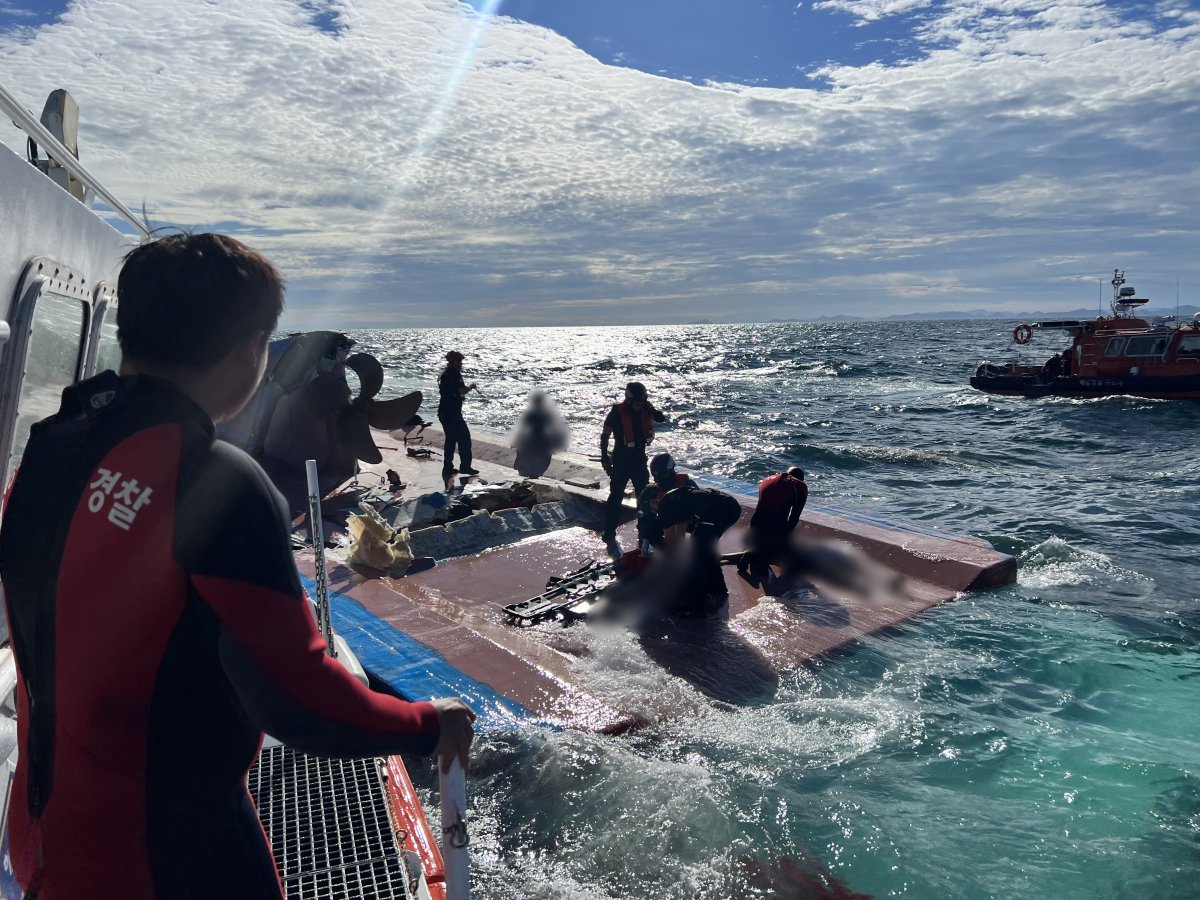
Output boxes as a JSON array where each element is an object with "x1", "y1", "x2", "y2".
[
  {"x1": 774, "y1": 535, "x2": 908, "y2": 605},
  {"x1": 637, "y1": 453, "x2": 742, "y2": 616},
  {"x1": 0, "y1": 233, "x2": 475, "y2": 900}
]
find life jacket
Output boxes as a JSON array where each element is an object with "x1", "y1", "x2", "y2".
[
  {"x1": 615, "y1": 401, "x2": 655, "y2": 450},
  {"x1": 648, "y1": 473, "x2": 691, "y2": 508},
  {"x1": 637, "y1": 473, "x2": 691, "y2": 550}
]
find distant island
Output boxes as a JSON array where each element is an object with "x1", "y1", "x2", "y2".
[{"x1": 780, "y1": 305, "x2": 1200, "y2": 323}]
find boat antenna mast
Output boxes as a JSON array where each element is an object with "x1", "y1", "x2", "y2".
[{"x1": 1109, "y1": 269, "x2": 1150, "y2": 319}]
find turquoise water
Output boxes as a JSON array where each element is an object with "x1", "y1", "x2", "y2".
[{"x1": 358, "y1": 322, "x2": 1199, "y2": 898}]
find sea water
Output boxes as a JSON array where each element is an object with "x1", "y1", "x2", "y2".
[{"x1": 357, "y1": 321, "x2": 1199, "y2": 899}]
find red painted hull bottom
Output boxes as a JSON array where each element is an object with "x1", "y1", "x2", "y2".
[{"x1": 299, "y1": 501, "x2": 1016, "y2": 732}]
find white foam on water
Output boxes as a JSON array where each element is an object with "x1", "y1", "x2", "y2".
[{"x1": 1018, "y1": 536, "x2": 1155, "y2": 592}]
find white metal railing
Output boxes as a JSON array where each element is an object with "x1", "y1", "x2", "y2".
[
  {"x1": 304, "y1": 460, "x2": 336, "y2": 657},
  {"x1": 440, "y1": 758, "x2": 471, "y2": 900},
  {"x1": 0, "y1": 81, "x2": 150, "y2": 238}
]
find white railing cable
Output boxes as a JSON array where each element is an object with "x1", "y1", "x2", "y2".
[
  {"x1": 0, "y1": 81, "x2": 151, "y2": 238},
  {"x1": 305, "y1": 460, "x2": 336, "y2": 657}
]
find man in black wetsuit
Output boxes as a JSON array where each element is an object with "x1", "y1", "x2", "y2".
[
  {"x1": 636, "y1": 451, "x2": 694, "y2": 553},
  {"x1": 599, "y1": 381, "x2": 666, "y2": 546},
  {"x1": 438, "y1": 350, "x2": 479, "y2": 479},
  {"x1": 638, "y1": 453, "x2": 742, "y2": 615},
  {"x1": 0, "y1": 234, "x2": 475, "y2": 900}
]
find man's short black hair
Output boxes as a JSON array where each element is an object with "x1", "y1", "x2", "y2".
[{"x1": 117, "y1": 233, "x2": 284, "y2": 368}]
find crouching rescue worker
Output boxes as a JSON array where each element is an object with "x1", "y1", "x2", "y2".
[
  {"x1": 599, "y1": 381, "x2": 666, "y2": 547},
  {"x1": 739, "y1": 466, "x2": 808, "y2": 585},
  {"x1": 637, "y1": 453, "x2": 742, "y2": 615},
  {"x1": 0, "y1": 233, "x2": 475, "y2": 900}
]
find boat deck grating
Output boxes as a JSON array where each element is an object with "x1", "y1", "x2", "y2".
[{"x1": 249, "y1": 746, "x2": 416, "y2": 900}]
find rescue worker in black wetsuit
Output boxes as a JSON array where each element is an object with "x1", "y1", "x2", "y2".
[
  {"x1": 636, "y1": 452, "x2": 695, "y2": 553},
  {"x1": 738, "y1": 466, "x2": 808, "y2": 585},
  {"x1": 600, "y1": 381, "x2": 666, "y2": 545},
  {"x1": 438, "y1": 350, "x2": 479, "y2": 478},
  {"x1": 637, "y1": 454, "x2": 742, "y2": 615},
  {"x1": 0, "y1": 234, "x2": 475, "y2": 900}
]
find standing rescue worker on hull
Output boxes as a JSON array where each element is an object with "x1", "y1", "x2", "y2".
[
  {"x1": 0, "y1": 233, "x2": 475, "y2": 900},
  {"x1": 739, "y1": 466, "x2": 808, "y2": 585},
  {"x1": 438, "y1": 349, "x2": 479, "y2": 479},
  {"x1": 599, "y1": 381, "x2": 666, "y2": 545}
]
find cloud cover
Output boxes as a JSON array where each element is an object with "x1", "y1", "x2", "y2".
[{"x1": 2, "y1": 0, "x2": 1198, "y2": 326}]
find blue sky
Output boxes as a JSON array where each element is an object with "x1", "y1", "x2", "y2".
[
  {"x1": 464, "y1": 0, "x2": 922, "y2": 88},
  {"x1": 2, "y1": 0, "x2": 1198, "y2": 328}
]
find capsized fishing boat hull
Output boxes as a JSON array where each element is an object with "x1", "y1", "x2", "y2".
[{"x1": 297, "y1": 437, "x2": 1016, "y2": 734}]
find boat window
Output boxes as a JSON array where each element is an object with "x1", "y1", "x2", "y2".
[
  {"x1": 93, "y1": 309, "x2": 121, "y2": 374},
  {"x1": 1104, "y1": 337, "x2": 1126, "y2": 358},
  {"x1": 1123, "y1": 335, "x2": 1169, "y2": 357},
  {"x1": 1177, "y1": 335, "x2": 1200, "y2": 356},
  {"x1": 82, "y1": 284, "x2": 120, "y2": 378},
  {"x1": 7, "y1": 291, "x2": 87, "y2": 479}
]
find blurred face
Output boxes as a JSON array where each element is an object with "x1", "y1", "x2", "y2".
[{"x1": 626, "y1": 391, "x2": 645, "y2": 409}]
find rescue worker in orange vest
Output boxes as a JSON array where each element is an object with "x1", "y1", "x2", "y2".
[
  {"x1": 738, "y1": 466, "x2": 808, "y2": 585},
  {"x1": 599, "y1": 382, "x2": 666, "y2": 545},
  {"x1": 638, "y1": 453, "x2": 741, "y2": 615}
]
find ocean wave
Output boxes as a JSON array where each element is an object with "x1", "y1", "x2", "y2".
[
  {"x1": 808, "y1": 443, "x2": 973, "y2": 471},
  {"x1": 1017, "y1": 537, "x2": 1154, "y2": 591},
  {"x1": 786, "y1": 361, "x2": 840, "y2": 377},
  {"x1": 351, "y1": 320, "x2": 1199, "y2": 898}
]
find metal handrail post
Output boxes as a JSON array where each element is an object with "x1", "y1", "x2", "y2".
[{"x1": 440, "y1": 758, "x2": 471, "y2": 900}]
